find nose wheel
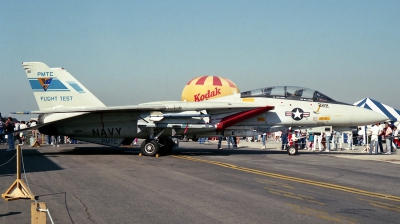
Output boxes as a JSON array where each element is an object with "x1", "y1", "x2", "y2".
[{"x1": 287, "y1": 146, "x2": 298, "y2": 155}]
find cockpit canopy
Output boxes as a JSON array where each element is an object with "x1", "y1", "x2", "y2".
[{"x1": 240, "y1": 86, "x2": 336, "y2": 102}]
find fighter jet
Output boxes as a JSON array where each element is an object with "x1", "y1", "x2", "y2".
[{"x1": 21, "y1": 62, "x2": 387, "y2": 156}]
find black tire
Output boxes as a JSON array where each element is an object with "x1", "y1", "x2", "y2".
[
  {"x1": 141, "y1": 139, "x2": 159, "y2": 156},
  {"x1": 287, "y1": 146, "x2": 298, "y2": 156}
]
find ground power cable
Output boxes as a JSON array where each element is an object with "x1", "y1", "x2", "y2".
[{"x1": 21, "y1": 147, "x2": 55, "y2": 224}]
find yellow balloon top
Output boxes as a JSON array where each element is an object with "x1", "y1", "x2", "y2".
[{"x1": 181, "y1": 76, "x2": 240, "y2": 102}]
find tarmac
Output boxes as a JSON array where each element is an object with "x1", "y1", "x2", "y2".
[
  {"x1": 205, "y1": 138, "x2": 400, "y2": 164},
  {"x1": 2, "y1": 140, "x2": 399, "y2": 223}
]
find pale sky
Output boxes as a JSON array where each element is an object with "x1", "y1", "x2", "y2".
[{"x1": 1, "y1": 1, "x2": 399, "y2": 120}]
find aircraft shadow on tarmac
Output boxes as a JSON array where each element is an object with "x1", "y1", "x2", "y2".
[
  {"x1": 0, "y1": 147, "x2": 63, "y2": 176},
  {"x1": 34, "y1": 146, "x2": 290, "y2": 157},
  {"x1": 170, "y1": 148, "x2": 373, "y2": 157},
  {"x1": 0, "y1": 144, "x2": 371, "y2": 176}
]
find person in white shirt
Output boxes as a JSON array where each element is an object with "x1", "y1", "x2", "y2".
[
  {"x1": 261, "y1": 132, "x2": 267, "y2": 149},
  {"x1": 369, "y1": 123, "x2": 380, "y2": 154},
  {"x1": 347, "y1": 132, "x2": 353, "y2": 150},
  {"x1": 335, "y1": 131, "x2": 343, "y2": 150},
  {"x1": 357, "y1": 128, "x2": 364, "y2": 146},
  {"x1": 325, "y1": 131, "x2": 332, "y2": 151},
  {"x1": 313, "y1": 132, "x2": 322, "y2": 152},
  {"x1": 14, "y1": 121, "x2": 22, "y2": 144}
]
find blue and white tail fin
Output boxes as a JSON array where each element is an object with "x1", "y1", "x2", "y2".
[{"x1": 23, "y1": 62, "x2": 106, "y2": 111}]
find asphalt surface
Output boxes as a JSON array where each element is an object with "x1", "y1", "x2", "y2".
[{"x1": 0, "y1": 140, "x2": 399, "y2": 223}]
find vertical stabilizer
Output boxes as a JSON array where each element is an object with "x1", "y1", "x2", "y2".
[{"x1": 23, "y1": 62, "x2": 106, "y2": 111}]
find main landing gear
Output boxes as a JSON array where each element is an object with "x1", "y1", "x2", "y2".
[
  {"x1": 141, "y1": 140, "x2": 159, "y2": 156},
  {"x1": 140, "y1": 137, "x2": 176, "y2": 157}
]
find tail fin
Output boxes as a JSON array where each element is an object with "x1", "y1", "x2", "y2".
[{"x1": 23, "y1": 62, "x2": 106, "y2": 111}]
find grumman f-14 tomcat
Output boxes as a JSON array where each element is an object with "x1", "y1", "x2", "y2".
[{"x1": 21, "y1": 62, "x2": 388, "y2": 156}]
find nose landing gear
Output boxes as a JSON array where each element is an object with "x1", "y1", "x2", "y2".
[{"x1": 287, "y1": 146, "x2": 299, "y2": 155}]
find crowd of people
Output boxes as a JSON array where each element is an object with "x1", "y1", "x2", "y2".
[
  {"x1": 367, "y1": 122, "x2": 398, "y2": 155},
  {"x1": 0, "y1": 117, "x2": 37, "y2": 151},
  {"x1": 0, "y1": 117, "x2": 81, "y2": 151},
  {"x1": 203, "y1": 123, "x2": 398, "y2": 154},
  {"x1": 272, "y1": 124, "x2": 398, "y2": 154}
]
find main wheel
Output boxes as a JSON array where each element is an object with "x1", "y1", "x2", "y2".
[
  {"x1": 287, "y1": 146, "x2": 298, "y2": 156},
  {"x1": 141, "y1": 140, "x2": 159, "y2": 156}
]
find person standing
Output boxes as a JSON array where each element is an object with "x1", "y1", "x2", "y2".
[
  {"x1": 217, "y1": 136, "x2": 223, "y2": 150},
  {"x1": 300, "y1": 130, "x2": 306, "y2": 149},
  {"x1": 332, "y1": 131, "x2": 337, "y2": 150},
  {"x1": 281, "y1": 130, "x2": 288, "y2": 150},
  {"x1": 321, "y1": 133, "x2": 326, "y2": 150},
  {"x1": 347, "y1": 132, "x2": 353, "y2": 150},
  {"x1": 199, "y1": 138, "x2": 205, "y2": 144},
  {"x1": 335, "y1": 131, "x2": 343, "y2": 150},
  {"x1": 307, "y1": 132, "x2": 314, "y2": 151},
  {"x1": 227, "y1": 136, "x2": 236, "y2": 149},
  {"x1": 52, "y1": 136, "x2": 60, "y2": 147},
  {"x1": 313, "y1": 132, "x2": 322, "y2": 152},
  {"x1": 377, "y1": 123, "x2": 384, "y2": 153},
  {"x1": 261, "y1": 132, "x2": 267, "y2": 149},
  {"x1": 325, "y1": 130, "x2": 332, "y2": 152},
  {"x1": 5, "y1": 117, "x2": 15, "y2": 151},
  {"x1": 357, "y1": 127, "x2": 364, "y2": 146},
  {"x1": 369, "y1": 123, "x2": 380, "y2": 154},
  {"x1": 14, "y1": 121, "x2": 22, "y2": 145},
  {"x1": 384, "y1": 123, "x2": 393, "y2": 154}
]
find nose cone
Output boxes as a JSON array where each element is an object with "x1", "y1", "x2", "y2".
[{"x1": 352, "y1": 107, "x2": 389, "y2": 125}]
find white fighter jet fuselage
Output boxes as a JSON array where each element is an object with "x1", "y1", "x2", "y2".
[{"x1": 21, "y1": 62, "x2": 388, "y2": 156}]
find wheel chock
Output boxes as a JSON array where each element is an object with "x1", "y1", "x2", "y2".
[
  {"x1": 156, "y1": 154, "x2": 160, "y2": 157},
  {"x1": 139, "y1": 153, "x2": 142, "y2": 156}
]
